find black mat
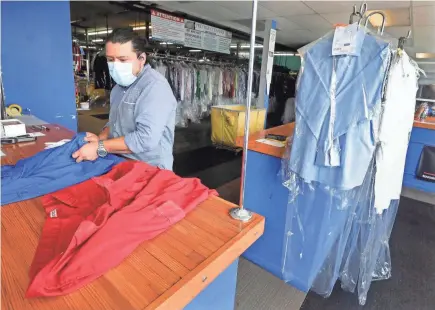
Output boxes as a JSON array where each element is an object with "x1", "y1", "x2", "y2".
[
  {"x1": 91, "y1": 114, "x2": 109, "y2": 120},
  {"x1": 301, "y1": 197, "x2": 435, "y2": 310}
]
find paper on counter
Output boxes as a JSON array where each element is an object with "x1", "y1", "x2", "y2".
[
  {"x1": 256, "y1": 138, "x2": 286, "y2": 148},
  {"x1": 44, "y1": 139, "x2": 71, "y2": 149},
  {"x1": 28, "y1": 132, "x2": 46, "y2": 137}
]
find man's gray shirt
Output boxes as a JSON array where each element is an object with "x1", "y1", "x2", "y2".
[{"x1": 108, "y1": 64, "x2": 176, "y2": 170}]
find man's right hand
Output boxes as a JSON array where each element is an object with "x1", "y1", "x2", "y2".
[{"x1": 84, "y1": 132, "x2": 99, "y2": 143}]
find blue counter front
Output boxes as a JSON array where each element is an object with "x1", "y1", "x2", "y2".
[{"x1": 404, "y1": 122, "x2": 435, "y2": 194}]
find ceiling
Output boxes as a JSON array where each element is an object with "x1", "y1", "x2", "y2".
[{"x1": 70, "y1": 1, "x2": 435, "y2": 57}]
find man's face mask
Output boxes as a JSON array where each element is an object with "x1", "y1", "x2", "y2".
[{"x1": 108, "y1": 62, "x2": 137, "y2": 87}]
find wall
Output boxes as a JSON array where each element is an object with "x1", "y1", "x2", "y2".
[
  {"x1": 274, "y1": 55, "x2": 301, "y2": 71},
  {"x1": 1, "y1": 1, "x2": 77, "y2": 131}
]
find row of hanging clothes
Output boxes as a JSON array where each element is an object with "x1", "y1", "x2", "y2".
[
  {"x1": 281, "y1": 5, "x2": 423, "y2": 306},
  {"x1": 267, "y1": 65, "x2": 298, "y2": 128},
  {"x1": 149, "y1": 55, "x2": 261, "y2": 127}
]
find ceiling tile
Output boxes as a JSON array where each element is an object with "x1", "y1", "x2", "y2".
[
  {"x1": 259, "y1": 1, "x2": 315, "y2": 16},
  {"x1": 304, "y1": 1, "x2": 410, "y2": 14},
  {"x1": 412, "y1": 1, "x2": 435, "y2": 7},
  {"x1": 321, "y1": 12, "x2": 354, "y2": 24},
  {"x1": 413, "y1": 26, "x2": 435, "y2": 51},
  {"x1": 303, "y1": 1, "x2": 365, "y2": 14},
  {"x1": 218, "y1": 1, "x2": 277, "y2": 19},
  {"x1": 363, "y1": 1, "x2": 411, "y2": 10},
  {"x1": 287, "y1": 14, "x2": 332, "y2": 29},
  {"x1": 385, "y1": 26, "x2": 413, "y2": 39},
  {"x1": 274, "y1": 17, "x2": 306, "y2": 31},
  {"x1": 413, "y1": 5, "x2": 435, "y2": 26}
]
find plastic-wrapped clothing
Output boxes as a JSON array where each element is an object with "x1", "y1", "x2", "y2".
[
  {"x1": 26, "y1": 161, "x2": 218, "y2": 297},
  {"x1": 288, "y1": 30, "x2": 391, "y2": 190},
  {"x1": 282, "y1": 97, "x2": 296, "y2": 124},
  {"x1": 374, "y1": 52, "x2": 419, "y2": 213}
]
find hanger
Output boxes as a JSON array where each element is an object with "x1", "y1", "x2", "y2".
[
  {"x1": 361, "y1": 11, "x2": 386, "y2": 35},
  {"x1": 398, "y1": 30, "x2": 411, "y2": 50},
  {"x1": 349, "y1": 3, "x2": 368, "y2": 24}
]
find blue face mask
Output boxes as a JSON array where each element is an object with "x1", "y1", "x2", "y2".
[{"x1": 108, "y1": 62, "x2": 137, "y2": 87}]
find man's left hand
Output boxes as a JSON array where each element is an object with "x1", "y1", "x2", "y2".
[{"x1": 72, "y1": 141, "x2": 99, "y2": 162}]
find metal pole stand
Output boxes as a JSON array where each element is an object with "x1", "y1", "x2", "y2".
[
  {"x1": 229, "y1": 0, "x2": 258, "y2": 223},
  {"x1": 229, "y1": 207, "x2": 253, "y2": 222}
]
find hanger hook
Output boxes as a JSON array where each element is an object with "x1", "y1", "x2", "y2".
[
  {"x1": 364, "y1": 11, "x2": 386, "y2": 35},
  {"x1": 359, "y1": 3, "x2": 368, "y2": 16}
]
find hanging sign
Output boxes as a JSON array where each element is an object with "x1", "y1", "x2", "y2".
[
  {"x1": 185, "y1": 20, "x2": 232, "y2": 54},
  {"x1": 265, "y1": 28, "x2": 276, "y2": 95},
  {"x1": 151, "y1": 10, "x2": 185, "y2": 45}
]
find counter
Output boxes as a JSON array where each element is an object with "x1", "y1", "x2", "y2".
[
  {"x1": 235, "y1": 123, "x2": 296, "y2": 284},
  {"x1": 1, "y1": 125, "x2": 265, "y2": 310},
  {"x1": 404, "y1": 117, "x2": 435, "y2": 194}
]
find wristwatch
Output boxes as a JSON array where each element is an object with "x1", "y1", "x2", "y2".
[{"x1": 97, "y1": 140, "x2": 108, "y2": 157}]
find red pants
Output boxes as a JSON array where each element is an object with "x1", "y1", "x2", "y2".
[{"x1": 27, "y1": 161, "x2": 217, "y2": 297}]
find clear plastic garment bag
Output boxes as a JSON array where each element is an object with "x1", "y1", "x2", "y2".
[{"x1": 280, "y1": 23, "x2": 421, "y2": 305}]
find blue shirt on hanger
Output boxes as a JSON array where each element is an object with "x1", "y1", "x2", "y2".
[
  {"x1": 1, "y1": 133, "x2": 124, "y2": 205},
  {"x1": 289, "y1": 29, "x2": 391, "y2": 190}
]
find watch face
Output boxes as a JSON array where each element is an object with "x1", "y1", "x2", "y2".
[{"x1": 98, "y1": 149, "x2": 107, "y2": 157}]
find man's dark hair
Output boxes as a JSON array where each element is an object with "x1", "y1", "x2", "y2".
[{"x1": 106, "y1": 27, "x2": 148, "y2": 57}]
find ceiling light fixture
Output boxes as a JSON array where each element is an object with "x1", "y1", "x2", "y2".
[
  {"x1": 159, "y1": 42, "x2": 173, "y2": 45},
  {"x1": 275, "y1": 53, "x2": 295, "y2": 56},
  {"x1": 132, "y1": 26, "x2": 152, "y2": 30},
  {"x1": 189, "y1": 49, "x2": 202, "y2": 52},
  {"x1": 92, "y1": 39, "x2": 104, "y2": 43},
  {"x1": 88, "y1": 30, "x2": 112, "y2": 36},
  {"x1": 230, "y1": 44, "x2": 263, "y2": 49}
]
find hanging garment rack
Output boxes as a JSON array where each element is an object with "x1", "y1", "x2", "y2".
[{"x1": 150, "y1": 53, "x2": 242, "y2": 67}]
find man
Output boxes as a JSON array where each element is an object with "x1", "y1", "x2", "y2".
[{"x1": 72, "y1": 28, "x2": 177, "y2": 170}]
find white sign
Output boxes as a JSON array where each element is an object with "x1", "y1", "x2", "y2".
[
  {"x1": 151, "y1": 10, "x2": 185, "y2": 45},
  {"x1": 332, "y1": 23, "x2": 361, "y2": 56},
  {"x1": 266, "y1": 28, "x2": 276, "y2": 95},
  {"x1": 184, "y1": 21, "x2": 232, "y2": 54}
]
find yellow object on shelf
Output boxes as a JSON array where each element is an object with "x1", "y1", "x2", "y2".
[
  {"x1": 211, "y1": 105, "x2": 266, "y2": 148},
  {"x1": 6, "y1": 104, "x2": 22, "y2": 117}
]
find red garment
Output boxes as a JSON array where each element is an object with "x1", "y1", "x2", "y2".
[{"x1": 26, "y1": 161, "x2": 217, "y2": 298}]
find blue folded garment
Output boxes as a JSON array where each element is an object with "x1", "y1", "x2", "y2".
[{"x1": 1, "y1": 132, "x2": 125, "y2": 205}]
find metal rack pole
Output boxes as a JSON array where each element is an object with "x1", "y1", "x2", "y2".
[{"x1": 229, "y1": 0, "x2": 258, "y2": 222}]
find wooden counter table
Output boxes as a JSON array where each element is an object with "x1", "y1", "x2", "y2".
[
  {"x1": 235, "y1": 123, "x2": 294, "y2": 158},
  {"x1": 1, "y1": 125, "x2": 265, "y2": 310},
  {"x1": 413, "y1": 116, "x2": 435, "y2": 131}
]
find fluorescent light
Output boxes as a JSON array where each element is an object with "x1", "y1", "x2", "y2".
[
  {"x1": 416, "y1": 53, "x2": 435, "y2": 59},
  {"x1": 230, "y1": 44, "x2": 263, "y2": 49},
  {"x1": 133, "y1": 26, "x2": 152, "y2": 30},
  {"x1": 275, "y1": 53, "x2": 295, "y2": 56},
  {"x1": 133, "y1": 4, "x2": 145, "y2": 9},
  {"x1": 80, "y1": 46, "x2": 97, "y2": 49},
  {"x1": 92, "y1": 39, "x2": 104, "y2": 43},
  {"x1": 88, "y1": 30, "x2": 112, "y2": 36},
  {"x1": 189, "y1": 49, "x2": 202, "y2": 52},
  {"x1": 160, "y1": 42, "x2": 173, "y2": 45},
  {"x1": 198, "y1": 59, "x2": 205, "y2": 62}
]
